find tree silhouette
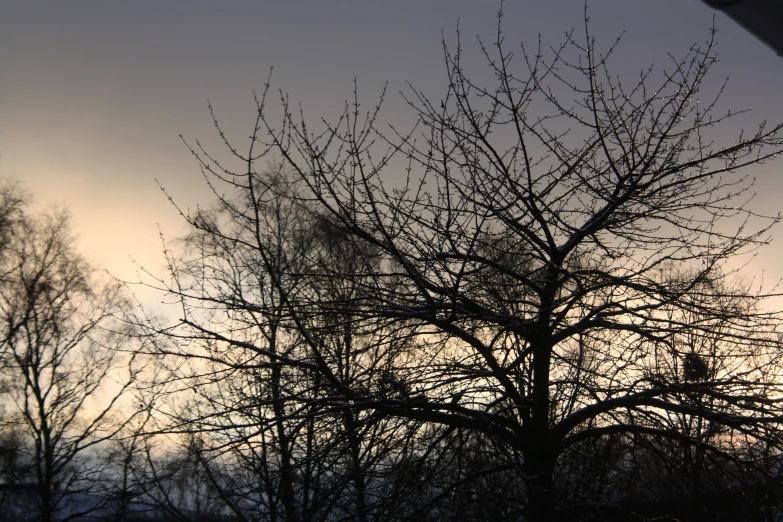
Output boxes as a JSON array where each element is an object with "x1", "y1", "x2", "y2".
[
  {"x1": 0, "y1": 205, "x2": 141, "y2": 522},
  {"x1": 148, "y1": 9, "x2": 783, "y2": 521}
]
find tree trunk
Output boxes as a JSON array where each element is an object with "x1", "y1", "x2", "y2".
[
  {"x1": 39, "y1": 481, "x2": 54, "y2": 522},
  {"x1": 523, "y1": 443, "x2": 556, "y2": 522},
  {"x1": 39, "y1": 425, "x2": 55, "y2": 522},
  {"x1": 526, "y1": 309, "x2": 556, "y2": 522},
  {"x1": 272, "y1": 363, "x2": 298, "y2": 522},
  {"x1": 343, "y1": 411, "x2": 368, "y2": 522}
]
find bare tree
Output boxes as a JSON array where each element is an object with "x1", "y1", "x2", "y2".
[
  {"x1": 0, "y1": 207, "x2": 141, "y2": 522},
  {"x1": 149, "y1": 8, "x2": 783, "y2": 522},
  {"x1": 138, "y1": 170, "x2": 431, "y2": 521}
]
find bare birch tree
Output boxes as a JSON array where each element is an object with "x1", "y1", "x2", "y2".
[{"x1": 0, "y1": 207, "x2": 140, "y2": 522}]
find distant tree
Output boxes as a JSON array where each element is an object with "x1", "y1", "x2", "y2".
[
  {"x1": 148, "y1": 8, "x2": 783, "y2": 522},
  {"x1": 0, "y1": 204, "x2": 141, "y2": 522}
]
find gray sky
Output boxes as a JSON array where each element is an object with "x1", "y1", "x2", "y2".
[{"x1": 2, "y1": 1, "x2": 782, "y2": 306}]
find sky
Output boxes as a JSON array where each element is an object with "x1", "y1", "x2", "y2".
[{"x1": 1, "y1": 1, "x2": 783, "y2": 308}]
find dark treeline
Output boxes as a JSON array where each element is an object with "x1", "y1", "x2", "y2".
[{"x1": 4, "y1": 8, "x2": 783, "y2": 522}]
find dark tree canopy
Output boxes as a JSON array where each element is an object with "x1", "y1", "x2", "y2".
[{"x1": 144, "y1": 10, "x2": 783, "y2": 522}]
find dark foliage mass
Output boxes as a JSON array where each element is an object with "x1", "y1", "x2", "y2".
[{"x1": 5, "y1": 7, "x2": 783, "y2": 522}]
